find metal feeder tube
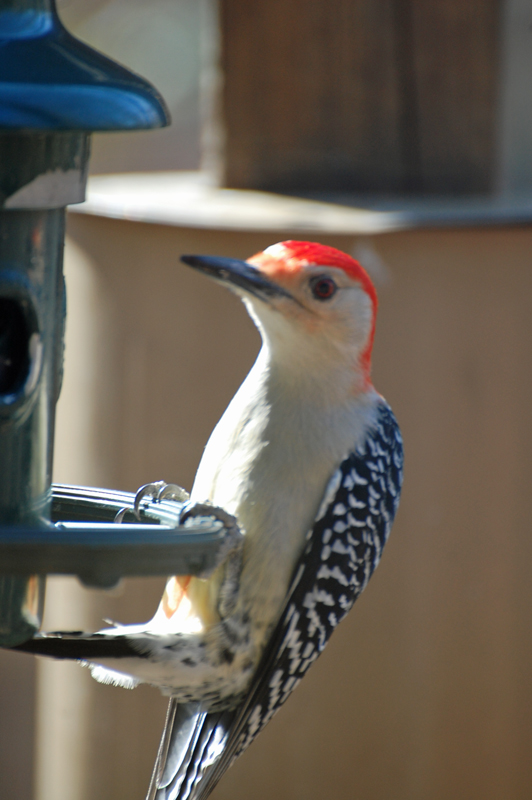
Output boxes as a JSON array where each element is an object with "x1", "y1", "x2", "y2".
[{"x1": 0, "y1": 0, "x2": 172, "y2": 646}]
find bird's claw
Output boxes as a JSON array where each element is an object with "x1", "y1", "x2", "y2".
[
  {"x1": 114, "y1": 481, "x2": 189, "y2": 523},
  {"x1": 135, "y1": 481, "x2": 189, "y2": 517}
]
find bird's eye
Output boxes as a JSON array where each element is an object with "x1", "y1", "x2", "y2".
[{"x1": 310, "y1": 275, "x2": 337, "y2": 301}]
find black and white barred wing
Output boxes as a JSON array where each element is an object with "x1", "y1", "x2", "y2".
[
  {"x1": 154, "y1": 402, "x2": 403, "y2": 800},
  {"x1": 212, "y1": 402, "x2": 403, "y2": 769}
]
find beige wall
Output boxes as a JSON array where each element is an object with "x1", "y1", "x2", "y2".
[{"x1": 2, "y1": 215, "x2": 532, "y2": 799}]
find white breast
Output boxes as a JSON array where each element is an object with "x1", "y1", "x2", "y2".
[{"x1": 191, "y1": 345, "x2": 380, "y2": 648}]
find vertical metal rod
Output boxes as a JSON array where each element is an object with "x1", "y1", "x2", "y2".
[{"x1": 0, "y1": 132, "x2": 89, "y2": 645}]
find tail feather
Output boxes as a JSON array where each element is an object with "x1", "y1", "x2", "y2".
[
  {"x1": 160, "y1": 702, "x2": 206, "y2": 789},
  {"x1": 148, "y1": 702, "x2": 236, "y2": 800},
  {"x1": 147, "y1": 700, "x2": 179, "y2": 800},
  {"x1": 178, "y1": 711, "x2": 234, "y2": 800},
  {"x1": 13, "y1": 630, "x2": 147, "y2": 660},
  {"x1": 147, "y1": 700, "x2": 209, "y2": 800}
]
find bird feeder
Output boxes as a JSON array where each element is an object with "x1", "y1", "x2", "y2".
[{"x1": 0, "y1": 0, "x2": 227, "y2": 647}]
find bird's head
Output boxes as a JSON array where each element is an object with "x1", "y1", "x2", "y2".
[{"x1": 181, "y1": 241, "x2": 377, "y2": 391}]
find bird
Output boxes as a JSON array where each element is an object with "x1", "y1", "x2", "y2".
[{"x1": 13, "y1": 240, "x2": 403, "y2": 800}]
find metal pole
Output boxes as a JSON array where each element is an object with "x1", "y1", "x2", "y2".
[{"x1": 0, "y1": 132, "x2": 90, "y2": 645}]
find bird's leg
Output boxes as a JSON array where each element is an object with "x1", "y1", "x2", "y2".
[
  {"x1": 179, "y1": 502, "x2": 245, "y2": 618},
  {"x1": 179, "y1": 502, "x2": 244, "y2": 574},
  {"x1": 117, "y1": 484, "x2": 244, "y2": 619}
]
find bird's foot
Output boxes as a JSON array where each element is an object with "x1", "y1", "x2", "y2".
[
  {"x1": 114, "y1": 481, "x2": 189, "y2": 523},
  {"x1": 179, "y1": 501, "x2": 237, "y2": 530},
  {"x1": 179, "y1": 502, "x2": 244, "y2": 570},
  {"x1": 179, "y1": 502, "x2": 245, "y2": 615},
  {"x1": 134, "y1": 481, "x2": 190, "y2": 517}
]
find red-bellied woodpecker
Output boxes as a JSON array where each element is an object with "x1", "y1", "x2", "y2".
[{"x1": 15, "y1": 241, "x2": 403, "y2": 800}]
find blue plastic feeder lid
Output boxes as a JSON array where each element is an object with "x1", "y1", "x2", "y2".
[{"x1": 0, "y1": 2, "x2": 170, "y2": 131}]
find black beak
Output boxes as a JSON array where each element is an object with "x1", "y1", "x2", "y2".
[{"x1": 181, "y1": 254, "x2": 293, "y2": 303}]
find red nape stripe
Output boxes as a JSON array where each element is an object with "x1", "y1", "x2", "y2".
[{"x1": 248, "y1": 240, "x2": 377, "y2": 383}]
